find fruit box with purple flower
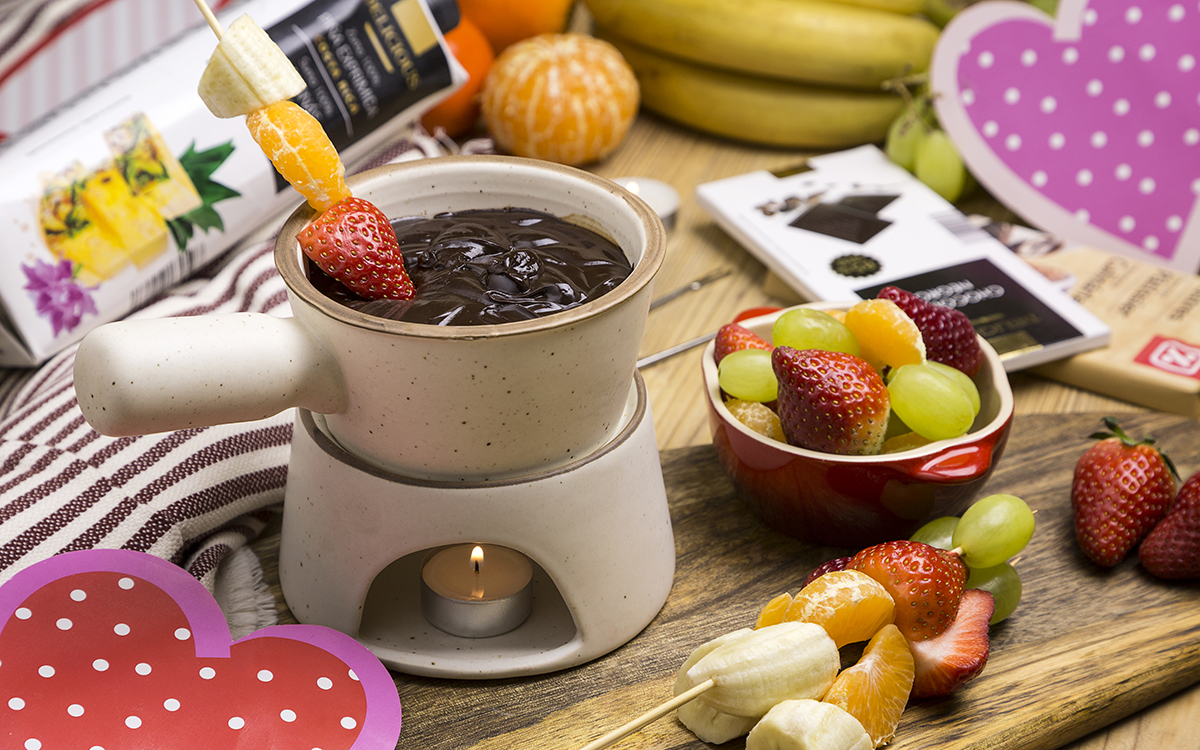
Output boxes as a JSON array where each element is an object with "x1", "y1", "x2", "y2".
[{"x1": 0, "y1": 0, "x2": 461, "y2": 368}]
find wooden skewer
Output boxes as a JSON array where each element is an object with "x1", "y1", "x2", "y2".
[
  {"x1": 192, "y1": 0, "x2": 223, "y2": 38},
  {"x1": 576, "y1": 678, "x2": 716, "y2": 750}
]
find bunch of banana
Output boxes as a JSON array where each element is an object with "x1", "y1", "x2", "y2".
[{"x1": 584, "y1": 0, "x2": 942, "y2": 148}]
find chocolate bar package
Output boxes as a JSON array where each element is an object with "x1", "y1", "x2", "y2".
[{"x1": 1031, "y1": 247, "x2": 1200, "y2": 418}]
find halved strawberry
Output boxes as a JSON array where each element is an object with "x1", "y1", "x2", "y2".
[
  {"x1": 714, "y1": 323, "x2": 772, "y2": 364},
  {"x1": 1139, "y1": 470, "x2": 1200, "y2": 580},
  {"x1": 909, "y1": 588, "x2": 994, "y2": 698},
  {"x1": 1072, "y1": 417, "x2": 1178, "y2": 567},
  {"x1": 848, "y1": 539, "x2": 967, "y2": 641},
  {"x1": 298, "y1": 196, "x2": 415, "y2": 300},
  {"x1": 877, "y1": 286, "x2": 982, "y2": 377},
  {"x1": 772, "y1": 347, "x2": 890, "y2": 456}
]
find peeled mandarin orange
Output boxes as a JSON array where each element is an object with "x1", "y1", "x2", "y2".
[
  {"x1": 479, "y1": 33, "x2": 639, "y2": 166},
  {"x1": 755, "y1": 592, "x2": 794, "y2": 629},
  {"x1": 822, "y1": 624, "x2": 915, "y2": 748},
  {"x1": 245, "y1": 100, "x2": 350, "y2": 212},
  {"x1": 844, "y1": 298, "x2": 926, "y2": 373},
  {"x1": 459, "y1": 0, "x2": 575, "y2": 53},
  {"x1": 784, "y1": 569, "x2": 895, "y2": 648}
]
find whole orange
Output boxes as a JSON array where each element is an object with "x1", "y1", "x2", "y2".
[
  {"x1": 458, "y1": 0, "x2": 575, "y2": 53},
  {"x1": 479, "y1": 33, "x2": 639, "y2": 166},
  {"x1": 421, "y1": 17, "x2": 495, "y2": 137}
]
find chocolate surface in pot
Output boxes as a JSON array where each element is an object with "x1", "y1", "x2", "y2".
[{"x1": 309, "y1": 207, "x2": 633, "y2": 325}]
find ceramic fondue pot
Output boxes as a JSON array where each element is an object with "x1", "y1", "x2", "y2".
[{"x1": 73, "y1": 156, "x2": 666, "y2": 481}]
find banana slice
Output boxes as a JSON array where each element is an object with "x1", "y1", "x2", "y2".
[
  {"x1": 674, "y1": 629, "x2": 759, "y2": 743},
  {"x1": 683, "y1": 622, "x2": 840, "y2": 719},
  {"x1": 747, "y1": 699, "x2": 873, "y2": 750},
  {"x1": 198, "y1": 14, "x2": 305, "y2": 118}
]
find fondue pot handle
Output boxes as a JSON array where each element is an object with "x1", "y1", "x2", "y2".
[{"x1": 73, "y1": 313, "x2": 347, "y2": 437}]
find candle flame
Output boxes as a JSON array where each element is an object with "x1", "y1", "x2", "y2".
[
  {"x1": 471, "y1": 545, "x2": 485, "y2": 599},
  {"x1": 626, "y1": 180, "x2": 641, "y2": 195}
]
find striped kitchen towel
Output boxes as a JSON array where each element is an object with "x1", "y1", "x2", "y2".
[{"x1": 0, "y1": 128, "x2": 495, "y2": 599}]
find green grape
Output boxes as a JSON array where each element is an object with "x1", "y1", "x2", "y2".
[
  {"x1": 885, "y1": 106, "x2": 929, "y2": 172},
  {"x1": 718, "y1": 348, "x2": 777, "y2": 403},
  {"x1": 887, "y1": 363, "x2": 975, "y2": 441},
  {"x1": 923, "y1": 360, "x2": 980, "y2": 416},
  {"x1": 772, "y1": 309, "x2": 860, "y2": 356},
  {"x1": 952, "y1": 493, "x2": 1036, "y2": 569},
  {"x1": 914, "y1": 128, "x2": 968, "y2": 203},
  {"x1": 966, "y1": 562, "x2": 1023, "y2": 624},
  {"x1": 909, "y1": 515, "x2": 958, "y2": 550}
]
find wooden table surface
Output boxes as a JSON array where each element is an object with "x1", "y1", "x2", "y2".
[
  {"x1": 255, "y1": 114, "x2": 1198, "y2": 749},
  {"x1": 577, "y1": 114, "x2": 1196, "y2": 750}
]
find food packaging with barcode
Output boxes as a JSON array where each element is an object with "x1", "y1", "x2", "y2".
[{"x1": 0, "y1": 0, "x2": 464, "y2": 367}]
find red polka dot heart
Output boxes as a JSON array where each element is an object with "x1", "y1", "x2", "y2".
[
  {"x1": 1, "y1": 550, "x2": 401, "y2": 750},
  {"x1": 932, "y1": 0, "x2": 1200, "y2": 272}
]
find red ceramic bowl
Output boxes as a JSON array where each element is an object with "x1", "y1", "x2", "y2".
[{"x1": 703, "y1": 303, "x2": 1014, "y2": 548}]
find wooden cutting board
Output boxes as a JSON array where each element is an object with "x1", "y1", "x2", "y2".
[{"x1": 389, "y1": 413, "x2": 1200, "y2": 750}]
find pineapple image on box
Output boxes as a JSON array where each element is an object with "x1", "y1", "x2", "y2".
[
  {"x1": 37, "y1": 166, "x2": 131, "y2": 285},
  {"x1": 78, "y1": 163, "x2": 169, "y2": 269},
  {"x1": 104, "y1": 113, "x2": 202, "y2": 221}
]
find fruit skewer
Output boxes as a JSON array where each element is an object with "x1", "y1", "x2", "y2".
[
  {"x1": 192, "y1": 0, "x2": 350, "y2": 212},
  {"x1": 190, "y1": 0, "x2": 412, "y2": 301}
]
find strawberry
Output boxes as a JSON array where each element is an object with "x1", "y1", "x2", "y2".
[
  {"x1": 877, "y1": 286, "x2": 982, "y2": 377},
  {"x1": 802, "y1": 556, "x2": 853, "y2": 587},
  {"x1": 298, "y1": 195, "x2": 415, "y2": 300},
  {"x1": 1072, "y1": 417, "x2": 1178, "y2": 567},
  {"x1": 772, "y1": 346, "x2": 890, "y2": 455},
  {"x1": 909, "y1": 588, "x2": 994, "y2": 698},
  {"x1": 1139, "y1": 470, "x2": 1200, "y2": 580},
  {"x1": 714, "y1": 323, "x2": 772, "y2": 364},
  {"x1": 848, "y1": 539, "x2": 968, "y2": 641}
]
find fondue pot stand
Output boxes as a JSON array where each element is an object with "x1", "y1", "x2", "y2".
[
  {"x1": 282, "y1": 373, "x2": 674, "y2": 677},
  {"x1": 73, "y1": 156, "x2": 674, "y2": 677}
]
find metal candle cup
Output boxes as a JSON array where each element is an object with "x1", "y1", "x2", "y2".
[{"x1": 420, "y1": 544, "x2": 534, "y2": 638}]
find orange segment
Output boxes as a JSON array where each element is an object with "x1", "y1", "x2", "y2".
[
  {"x1": 755, "y1": 592, "x2": 793, "y2": 629},
  {"x1": 245, "y1": 100, "x2": 351, "y2": 212},
  {"x1": 479, "y1": 33, "x2": 639, "y2": 166},
  {"x1": 844, "y1": 299, "x2": 926, "y2": 373},
  {"x1": 726, "y1": 398, "x2": 786, "y2": 443},
  {"x1": 783, "y1": 569, "x2": 895, "y2": 648},
  {"x1": 823, "y1": 624, "x2": 915, "y2": 748},
  {"x1": 880, "y1": 431, "x2": 933, "y2": 454}
]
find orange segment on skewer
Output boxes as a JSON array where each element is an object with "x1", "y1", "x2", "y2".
[
  {"x1": 823, "y1": 624, "x2": 915, "y2": 748},
  {"x1": 783, "y1": 569, "x2": 895, "y2": 648},
  {"x1": 245, "y1": 100, "x2": 351, "y2": 211}
]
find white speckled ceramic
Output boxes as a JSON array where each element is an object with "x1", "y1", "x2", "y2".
[
  {"x1": 74, "y1": 156, "x2": 665, "y2": 481},
  {"x1": 280, "y1": 373, "x2": 675, "y2": 678}
]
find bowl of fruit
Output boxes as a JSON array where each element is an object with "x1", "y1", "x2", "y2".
[{"x1": 702, "y1": 290, "x2": 1014, "y2": 547}]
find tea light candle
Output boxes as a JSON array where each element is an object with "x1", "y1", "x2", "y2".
[
  {"x1": 420, "y1": 544, "x2": 534, "y2": 638},
  {"x1": 613, "y1": 177, "x2": 680, "y2": 230}
]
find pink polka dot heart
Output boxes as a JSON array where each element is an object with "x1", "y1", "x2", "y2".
[
  {"x1": 931, "y1": 0, "x2": 1200, "y2": 272},
  {"x1": 0, "y1": 550, "x2": 401, "y2": 750}
]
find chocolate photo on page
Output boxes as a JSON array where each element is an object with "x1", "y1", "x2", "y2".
[{"x1": 856, "y1": 258, "x2": 1084, "y2": 361}]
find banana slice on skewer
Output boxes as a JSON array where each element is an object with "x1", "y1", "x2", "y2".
[
  {"x1": 747, "y1": 699, "x2": 873, "y2": 750},
  {"x1": 674, "y1": 629, "x2": 758, "y2": 743},
  {"x1": 198, "y1": 14, "x2": 305, "y2": 118},
  {"x1": 681, "y1": 622, "x2": 840, "y2": 719}
]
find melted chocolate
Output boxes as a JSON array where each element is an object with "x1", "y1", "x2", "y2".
[{"x1": 308, "y1": 208, "x2": 633, "y2": 325}]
